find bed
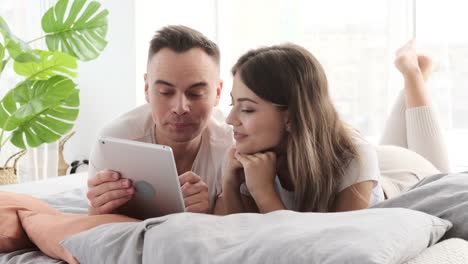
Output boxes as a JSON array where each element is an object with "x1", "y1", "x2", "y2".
[{"x1": 1, "y1": 172, "x2": 467, "y2": 264}]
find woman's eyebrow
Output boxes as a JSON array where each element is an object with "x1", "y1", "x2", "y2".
[
  {"x1": 237, "y1": 98, "x2": 258, "y2": 104},
  {"x1": 230, "y1": 93, "x2": 258, "y2": 104}
]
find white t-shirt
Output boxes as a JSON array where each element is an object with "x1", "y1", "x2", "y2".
[
  {"x1": 241, "y1": 138, "x2": 385, "y2": 210},
  {"x1": 88, "y1": 104, "x2": 234, "y2": 213}
]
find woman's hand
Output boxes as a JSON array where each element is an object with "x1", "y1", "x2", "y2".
[
  {"x1": 234, "y1": 151, "x2": 277, "y2": 198},
  {"x1": 234, "y1": 151, "x2": 285, "y2": 213},
  {"x1": 222, "y1": 147, "x2": 245, "y2": 191}
]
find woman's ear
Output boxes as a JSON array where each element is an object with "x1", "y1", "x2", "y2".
[{"x1": 284, "y1": 111, "x2": 291, "y2": 132}]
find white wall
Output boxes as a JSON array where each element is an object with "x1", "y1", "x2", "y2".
[
  {"x1": 134, "y1": 0, "x2": 217, "y2": 105},
  {"x1": 63, "y1": 0, "x2": 136, "y2": 163}
]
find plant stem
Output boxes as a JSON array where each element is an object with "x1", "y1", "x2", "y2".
[
  {"x1": 0, "y1": 56, "x2": 10, "y2": 78},
  {"x1": 1, "y1": 135, "x2": 12, "y2": 148},
  {"x1": 27, "y1": 35, "x2": 46, "y2": 44},
  {"x1": 0, "y1": 129, "x2": 10, "y2": 148}
]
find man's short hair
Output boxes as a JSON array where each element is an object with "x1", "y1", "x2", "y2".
[{"x1": 148, "y1": 25, "x2": 220, "y2": 65}]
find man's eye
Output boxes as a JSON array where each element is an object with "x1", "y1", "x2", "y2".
[
  {"x1": 241, "y1": 109, "x2": 255, "y2": 113},
  {"x1": 186, "y1": 92, "x2": 207, "y2": 99},
  {"x1": 159, "y1": 91, "x2": 173, "y2": 95}
]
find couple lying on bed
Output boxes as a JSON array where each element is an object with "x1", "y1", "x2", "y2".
[{"x1": 87, "y1": 25, "x2": 451, "y2": 217}]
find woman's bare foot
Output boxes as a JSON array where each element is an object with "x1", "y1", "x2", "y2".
[
  {"x1": 395, "y1": 39, "x2": 437, "y2": 81},
  {"x1": 395, "y1": 39, "x2": 432, "y2": 107},
  {"x1": 417, "y1": 55, "x2": 437, "y2": 81},
  {"x1": 394, "y1": 39, "x2": 421, "y2": 77}
]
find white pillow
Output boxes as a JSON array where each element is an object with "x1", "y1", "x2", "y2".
[{"x1": 63, "y1": 208, "x2": 451, "y2": 264}]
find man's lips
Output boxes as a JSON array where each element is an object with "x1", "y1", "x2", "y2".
[
  {"x1": 233, "y1": 132, "x2": 248, "y2": 141},
  {"x1": 169, "y1": 123, "x2": 193, "y2": 129}
]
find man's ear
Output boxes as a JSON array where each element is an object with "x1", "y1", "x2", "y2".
[
  {"x1": 214, "y1": 80, "x2": 223, "y2": 106},
  {"x1": 144, "y1": 73, "x2": 150, "y2": 103}
]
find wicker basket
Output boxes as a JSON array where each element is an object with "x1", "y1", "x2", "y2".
[
  {"x1": 58, "y1": 131, "x2": 75, "y2": 176},
  {"x1": 0, "y1": 150, "x2": 26, "y2": 185}
]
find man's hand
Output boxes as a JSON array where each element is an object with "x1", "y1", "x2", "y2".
[
  {"x1": 86, "y1": 170, "x2": 135, "y2": 215},
  {"x1": 179, "y1": 171, "x2": 209, "y2": 213}
]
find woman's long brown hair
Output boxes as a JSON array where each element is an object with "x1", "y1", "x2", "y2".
[{"x1": 232, "y1": 44, "x2": 359, "y2": 212}]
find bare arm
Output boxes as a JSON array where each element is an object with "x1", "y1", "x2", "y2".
[
  {"x1": 213, "y1": 191, "x2": 259, "y2": 215},
  {"x1": 332, "y1": 180, "x2": 374, "y2": 212},
  {"x1": 219, "y1": 187, "x2": 246, "y2": 214},
  {"x1": 249, "y1": 187, "x2": 285, "y2": 213}
]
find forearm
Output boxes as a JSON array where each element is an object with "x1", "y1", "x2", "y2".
[
  {"x1": 222, "y1": 186, "x2": 246, "y2": 214},
  {"x1": 251, "y1": 188, "x2": 285, "y2": 214}
]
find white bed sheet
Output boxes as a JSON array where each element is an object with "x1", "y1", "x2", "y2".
[{"x1": 0, "y1": 172, "x2": 87, "y2": 198}]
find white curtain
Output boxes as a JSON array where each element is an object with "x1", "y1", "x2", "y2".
[{"x1": 18, "y1": 143, "x2": 59, "y2": 182}]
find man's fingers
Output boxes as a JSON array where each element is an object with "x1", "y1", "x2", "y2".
[
  {"x1": 87, "y1": 170, "x2": 120, "y2": 187},
  {"x1": 87, "y1": 178, "x2": 133, "y2": 199},
  {"x1": 179, "y1": 172, "x2": 201, "y2": 185},
  {"x1": 185, "y1": 201, "x2": 209, "y2": 213},
  {"x1": 96, "y1": 196, "x2": 133, "y2": 214},
  {"x1": 181, "y1": 180, "x2": 208, "y2": 198},
  {"x1": 183, "y1": 192, "x2": 209, "y2": 207},
  {"x1": 89, "y1": 188, "x2": 134, "y2": 208}
]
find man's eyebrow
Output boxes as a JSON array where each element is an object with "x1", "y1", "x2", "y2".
[
  {"x1": 188, "y1": 82, "x2": 208, "y2": 89},
  {"x1": 154, "y1": 80, "x2": 208, "y2": 89},
  {"x1": 154, "y1": 80, "x2": 174, "y2": 87}
]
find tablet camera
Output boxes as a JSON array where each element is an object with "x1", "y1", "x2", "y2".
[{"x1": 134, "y1": 180, "x2": 156, "y2": 200}]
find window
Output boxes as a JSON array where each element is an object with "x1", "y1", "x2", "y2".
[
  {"x1": 415, "y1": 0, "x2": 468, "y2": 170},
  {"x1": 116, "y1": 0, "x2": 468, "y2": 171}
]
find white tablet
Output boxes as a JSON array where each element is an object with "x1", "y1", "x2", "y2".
[{"x1": 94, "y1": 136, "x2": 185, "y2": 219}]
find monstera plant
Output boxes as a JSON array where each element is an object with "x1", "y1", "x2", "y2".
[{"x1": 0, "y1": 0, "x2": 108, "y2": 151}]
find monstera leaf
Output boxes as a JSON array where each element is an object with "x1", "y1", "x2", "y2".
[
  {"x1": 42, "y1": 0, "x2": 108, "y2": 61},
  {"x1": 0, "y1": 16, "x2": 41, "y2": 63},
  {"x1": 0, "y1": 75, "x2": 79, "y2": 149},
  {"x1": 0, "y1": 42, "x2": 6, "y2": 73},
  {"x1": 13, "y1": 50, "x2": 78, "y2": 80}
]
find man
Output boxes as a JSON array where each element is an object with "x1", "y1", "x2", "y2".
[{"x1": 87, "y1": 25, "x2": 233, "y2": 216}]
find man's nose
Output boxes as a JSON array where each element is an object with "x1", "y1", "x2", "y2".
[{"x1": 172, "y1": 95, "x2": 190, "y2": 115}]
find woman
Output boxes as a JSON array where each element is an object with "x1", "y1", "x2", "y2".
[{"x1": 221, "y1": 40, "x2": 449, "y2": 214}]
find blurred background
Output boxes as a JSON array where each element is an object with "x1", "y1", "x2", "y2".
[{"x1": 1, "y1": 0, "x2": 467, "y2": 175}]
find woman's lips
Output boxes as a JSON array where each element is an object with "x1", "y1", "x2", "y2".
[{"x1": 234, "y1": 132, "x2": 248, "y2": 141}]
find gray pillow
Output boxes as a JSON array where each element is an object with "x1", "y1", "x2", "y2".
[
  {"x1": 62, "y1": 208, "x2": 450, "y2": 264},
  {"x1": 372, "y1": 172, "x2": 468, "y2": 240}
]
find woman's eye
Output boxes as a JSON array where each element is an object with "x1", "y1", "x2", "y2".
[{"x1": 241, "y1": 109, "x2": 255, "y2": 113}]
